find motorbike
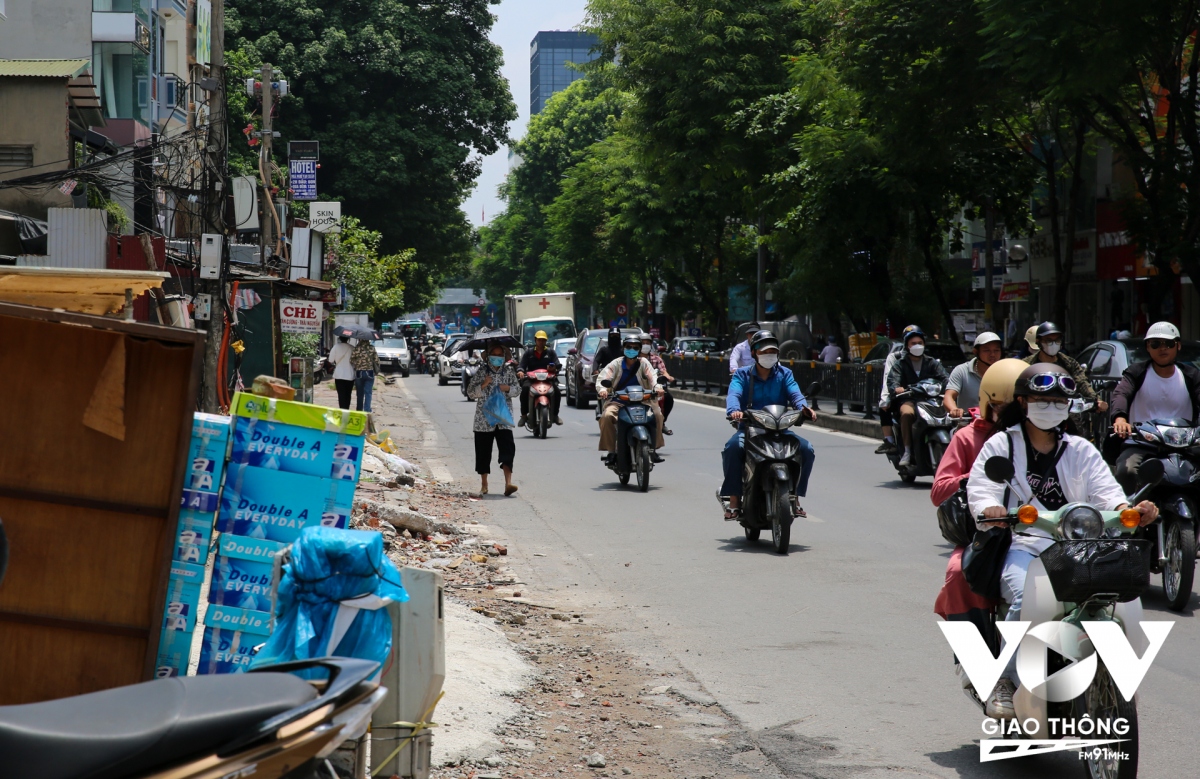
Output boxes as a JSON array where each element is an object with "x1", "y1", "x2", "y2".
[
  {"x1": 461, "y1": 355, "x2": 482, "y2": 401},
  {"x1": 1119, "y1": 418, "x2": 1200, "y2": 611},
  {"x1": 953, "y1": 457, "x2": 1165, "y2": 779},
  {"x1": 716, "y1": 382, "x2": 820, "y2": 555},
  {"x1": 599, "y1": 377, "x2": 667, "y2": 491},
  {"x1": 0, "y1": 517, "x2": 386, "y2": 779},
  {"x1": 424, "y1": 342, "x2": 441, "y2": 377},
  {"x1": 887, "y1": 378, "x2": 952, "y2": 484},
  {"x1": 522, "y1": 364, "x2": 559, "y2": 439}
]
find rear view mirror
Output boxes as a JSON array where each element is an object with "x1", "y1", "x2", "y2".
[
  {"x1": 600, "y1": 379, "x2": 613, "y2": 388},
  {"x1": 568, "y1": 348, "x2": 578, "y2": 355},
  {"x1": 656, "y1": 376, "x2": 669, "y2": 385},
  {"x1": 805, "y1": 382, "x2": 822, "y2": 397},
  {"x1": 1137, "y1": 458, "x2": 1166, "y2": 485},
  {"x1": 984, "y1": 456, "x2": 1015, "y2": 484}
]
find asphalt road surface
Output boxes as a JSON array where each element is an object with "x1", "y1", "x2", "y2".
[{"x1": 403, "y1": 376, "x2": 1199, "y2": 778}]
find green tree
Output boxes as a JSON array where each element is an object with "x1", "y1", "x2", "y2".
[{"x1": 326, "y1": 216, "x2": 417, "y2": 319}]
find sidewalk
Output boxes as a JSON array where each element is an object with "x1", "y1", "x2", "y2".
[{"x1": 672, "y1": 388, "x2": 882, "y2": 439}]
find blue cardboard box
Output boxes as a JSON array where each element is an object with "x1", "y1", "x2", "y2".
[
  {"x1": 230, "y1": 415, "x2": 363, "y2": 482},
  {"x1": 208, "y1": 535, "x2": 286, "y2": 612},
  {"x1": 174, "y1": 508, "x2": 217, "y2": 565},
  {"x1": 154, "y1": 625, "x2": 194, "y2": 678},
  {"x1": 186, "y1": 413, "x2": 231, "y2": 492},
  {"x1": 163, "y1": 560, "x2": 206, "y2": 633},
  {"x1": 217, "y1": 463, "x2": 355, "y2": 543},
  {"x1": 197, "y1": 606, "x2": 272, "y2": 675}
]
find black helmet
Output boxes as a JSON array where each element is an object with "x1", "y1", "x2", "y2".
[
  {"x1": 903, "y1": 326, "x2": 925, "y2": 345},
  {"x1": 1014, "y1": 362, "x2": 1078, "y2": 399},
  {"x1": 607, "y1": 327, "x2": 621, "y2": 346},
  {"x1": 622, "y1": 333, "x2": 641, "y2": 349},
  {"x1": 749, "y1": 330, "x2": 779, "y2": 351},
  {"x1": 1035, "y1": 321, "x2": 1063, "y2": 340}
]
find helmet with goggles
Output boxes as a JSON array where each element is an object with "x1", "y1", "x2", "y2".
[
  {"x1": 749, "y1": 330, "x2": 779, "y2": 352},
  {"x1": 1014, "y1": 362, "x2": 1078, "y2": 399}
]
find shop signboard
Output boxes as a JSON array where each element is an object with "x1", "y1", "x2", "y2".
[
  {"x1": 280, "y1": 298, "x2": 322, "y2": 333},
  {"x1": 289, "y1": 160, "x2": 317, "y2": 201},
  {"x1": 310, "y1": 202, "x2": 341, "y2": 233}
]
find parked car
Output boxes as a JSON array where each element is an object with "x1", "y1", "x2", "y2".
[
  {"x1": 552, "y1": 338, "x2": 574, "y2": 392},
  {"x1": 671, "y1": 336, "x2": 718, "y2": 355},
  {"x1": 1076, "y1": 338, "x2": 1200, "y2": 381},
  {"x1": 565, "y1": 327, "x2": 643, "y2": 409},
  {"x1": 375, "y1": 337, "x2": 411, "y2": 377},
  {"x1": 858, "y1": 338, "x2": 968, "y2": 373},
  {"x1": 437, "y1": 333, "x2": 471, "y2": 386}
]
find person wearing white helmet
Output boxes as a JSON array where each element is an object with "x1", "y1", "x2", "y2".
[
  {"x1": 943, "y1": 332, "x2": 1002, "y2": 418},
  {"x1": 1110, "y1": 321, "x2": 1200, "y2": 490}
]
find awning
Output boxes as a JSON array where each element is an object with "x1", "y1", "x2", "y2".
[{"x1": 0, "y1": 266, "x2": 168, "y2": 315}]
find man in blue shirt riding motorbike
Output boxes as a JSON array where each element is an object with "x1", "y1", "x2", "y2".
[{"x1": 721, "y1": 330, "x2": 817, "y2": 518}]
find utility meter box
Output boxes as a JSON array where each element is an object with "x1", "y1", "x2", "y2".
[
  {"x1": 372, "y1": 568, "x2": 445, "y2": 779},
  {"x1": 199, "y1": 234, "x2": 222, "y2": 279}
]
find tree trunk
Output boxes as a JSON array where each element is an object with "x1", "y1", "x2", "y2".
[{"x1": 917, "y1": 209, "x2": 959, "y2": 345}]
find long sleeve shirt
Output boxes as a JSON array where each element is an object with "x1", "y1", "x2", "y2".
[
  {"x1": 725, "y1": 364, "x2": 808, "y2": 416},
  {"x1": 930, "y1": 419, "x2": 996, "y2": 506},
  {"x1": 729, "y1": 340, "x2": 753, "y2": 373}
]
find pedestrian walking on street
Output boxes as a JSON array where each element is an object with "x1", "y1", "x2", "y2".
[
  {"x1": 351, "y1": 337, "x2": 380, "y2": 412},
  {"x1": 466, "y1": 343, "x2": 521, "y2": 496},
  {"x1": 818, "y1": 336, "x2": 843, "y2": 363},
  {"x1": 327, "y1": 336, "x2": 355, "y2": 410}
]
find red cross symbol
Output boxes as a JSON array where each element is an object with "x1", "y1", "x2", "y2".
[{"x1": 538, "y1": 298, "x2": 551, "y2": 309}]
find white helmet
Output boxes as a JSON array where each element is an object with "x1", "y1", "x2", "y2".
[
  {"x1": 1145, "y1": 321, "x2": 1181, "y2": 341},
  {"x1": 973, "y1": 331, "x2": 1001, "y2": 348}
]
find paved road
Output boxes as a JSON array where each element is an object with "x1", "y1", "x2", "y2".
[{"x1": 401, "y1": 376, "x2": 1199, "y2": 778}]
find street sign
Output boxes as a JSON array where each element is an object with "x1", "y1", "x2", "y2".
[
  {"x1": 279, "y1": 299, "x2": 322, "y2": 333},
  {"x1": 688, "y1": 327, "x2": 701, "y2": 337},
  {"x1": 477, "y1": 297, "x2": 486, "y2": 306},
  {"x1": 434, "y1": 315, "x2": 442, "y2": 324},
  {"x1": 310, "y1": 202, "x2": 341, "y2": 233},
  {"x1": 616, "y1": 303, "x2": 628, "y2": 316},
  {"x1": 470, "y1": 306, "x2": 481, "y2": 317},
  {"x1": 288, "y1": 140, "x2": 319, "y2": 161},
  {"x1": 650, "y1": 327, "x2": 660, "y2": 338},
  {"x1": 614, "y1": 316, "x2": 628, "y2": 327},
  {"x1": 289, "y1": 159, "x2": 317, "y2": 201},
  {"x1": 470, "y1": 317, "x2": 480, "y2": 328}
]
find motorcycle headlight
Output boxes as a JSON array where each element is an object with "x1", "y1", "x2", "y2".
[
  {"x1": 531, "y1": 384, "x2": 551, "y2": 395},
  {"x1": 1157, "y1": 425, "x2": 1191, "y2": 448},
  {"x1": 1059, "y1": 504, "x2": 1105, "y2": 540},
  {"x1": 778, "y1": 409, "x2": 803, "y2": 428},
  {"x1": 748, "y1": 409, "x2": 779, "y2": 429}
]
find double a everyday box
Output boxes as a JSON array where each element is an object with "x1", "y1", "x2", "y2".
[
  {"x1": 175, "y1": 413, "x2": 231, "y2": 564},
  {"x1": 229, "y1": 393, "x2": 366, "y2": 481},
  {"x1": 174, "y1": 509, "x2": 218, "y2": 565},
  {"x1": 197, "y1": 605, "x2": 272, "y2": 674},
  {"x1": 154, "y1": 624, "x2": 195, "y2": 678},
  {"x1": 217, "y1": 463, "x2": 355, "y2": 543},
  {"x1": 208, "y1": 534, "x2": 286, "y2": 612},
  {"x1": 162, "y1": 560, "x2": 206, "y2": 633}
]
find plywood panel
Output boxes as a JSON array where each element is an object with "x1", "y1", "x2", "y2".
[{"x1": 0, "y1": 621, "x2": 146, "y2": 705}]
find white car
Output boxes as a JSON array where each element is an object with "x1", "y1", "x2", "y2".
[
  {"x1": 437, "y1": 334, "x2": 471, "y2": 385},
  {"x1": 552, "y1": 338, "x2": 574, "y2": 392},
  {"x1": 375, "y1": 337, "x2": 411, "y2": 377}
]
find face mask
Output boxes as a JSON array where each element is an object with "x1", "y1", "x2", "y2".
[
  {"x1": 908, "y1": 343, "x2": 925, "y2": 357},
  {"x1": 348, "y1": 338, "x2": 360, "y2": 347},
  {"x1": 488, "y1": 356, "x2": 504, "y2": 367},
  {"x1": 1042, "y1": 342, "x2": 1062, "y2": 356},
  {"x1": 757, "y1": 354, "x2": 779, "y2": 369},
  {"x1": 624, "y1": 348, "x2": 640, "y2": 359},
  {"x1": 1026, "y1": 400, "x2": 1069, "y2": 431},
  {"x1": 641, "y1": 344, "x2": 651, "y2": 354}
]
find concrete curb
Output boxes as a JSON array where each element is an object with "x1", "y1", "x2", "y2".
[{"x1": 672, "y1": 388, "x2": 882, "y2": 440}]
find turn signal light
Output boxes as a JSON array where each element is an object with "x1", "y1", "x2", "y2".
[
  {"x1": 1017, "y1": 505, "x2": 1038, "y2": 524},
  {"x1": 1120, "y1": 509, "x2": 1141, "y2": 528}
]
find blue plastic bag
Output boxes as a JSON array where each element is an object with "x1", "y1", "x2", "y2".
[
  {"x1": 249, "y1": 526, "x2": 408, "y2": 677},
  {"x1": 482, "y1": 387, "x2": 514, "y2": 428}
]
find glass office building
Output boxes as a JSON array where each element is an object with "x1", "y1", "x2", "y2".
[{"x1": 529, "y1": 31, "x2": 600, "y2": 115}]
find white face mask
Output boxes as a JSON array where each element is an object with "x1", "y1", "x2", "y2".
[
  {"x1": 757, "y1": 353, "x2": 779, "y2": 369},
  {"x1": 908, "y1": 343, "x2": 925, "y2": 357},
  {"x1": 1042, "y1": 342, "x2": 1062, "y2": 356},
  {"x1": 641, "y1": 344, "x2": 651, "y2": 354},
  {"x1": 1026, "y1": 400, "x2": 1069, "y2": 430}
]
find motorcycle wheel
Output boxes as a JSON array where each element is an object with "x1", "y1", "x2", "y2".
[
  {"x1": 928, "y1": 440, "x2": 947, "y2": 469},
  {"x1": 636, "y1": 441, "x2": 650, "y2": 492},
  {"x1": 1078, "y1": 662, "x2": 1138, "y2": 779},
  {"x1": 899, "y1": 470, "x2": 916, "y2": 484},
  {"x1": 744, "y1": 525, "x2": 760, "y2": 543},
  {"x1": 618, "y1": 469, "x2": 630, "y2": 486},
  {"x1": 539, "y1": 407, "x2": 549, "y2": 439},
  {"x1": 771, "y1": 483, "x2": 792, "y2": 555},
  {"x1": 1163, "y1": 519, "x2": 1196, "y2": 612}
]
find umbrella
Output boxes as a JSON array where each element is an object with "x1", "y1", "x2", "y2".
[
  {"x1": 332, "y1": 324, "x2": 380, "y2": 341},
  {"x1": 449, "y1": 327, "x2": 521, "y2": 355}
]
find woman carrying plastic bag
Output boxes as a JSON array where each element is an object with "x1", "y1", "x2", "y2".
[{"x1": 465, "y1": 343, "x2": 521, "y2": 496}]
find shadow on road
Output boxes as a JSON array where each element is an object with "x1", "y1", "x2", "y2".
[
  {"x1": 714, "y1": 536, "x2": 811, "y2": 556},
  {"x1": 1140, "y1": 586, "x2": 1197, "y2": 617},
  {"x1": 875, "y1": 480, "x2": 934, "y2": 491},
  {"x1": 927, "y1": 742, "x2": 1080, "y2": 778}
]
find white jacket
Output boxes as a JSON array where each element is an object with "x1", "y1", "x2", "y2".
[
  {"x1": 966, "y1": 426, "x2": 1127, "y2": 555},
  {"x1": 878, "y1": 348, "x2": 901, "y2": 407}
]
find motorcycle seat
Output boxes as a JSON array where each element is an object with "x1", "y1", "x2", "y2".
[{"x1": 0, "y1": 672, "x2": 317, "y2": 779}]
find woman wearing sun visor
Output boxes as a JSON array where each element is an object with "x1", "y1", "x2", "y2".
[{"x1": 966, "y1": 362, "x2": 1158, "y2": 721}]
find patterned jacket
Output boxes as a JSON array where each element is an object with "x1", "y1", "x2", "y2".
[
  {"x1": 466, "y1": 362, "x2": 521, "y2": 432},
  {"x1": 350, "y1": 341, "x2": 380, "y2": 373}
]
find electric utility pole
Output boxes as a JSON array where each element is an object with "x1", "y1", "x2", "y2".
[
  {"x1": 199, "y1": 0, "x2": 226, "y2": 412},
  {"x1": 260, "y1": 62, "x2": 275, "y2": 268}
]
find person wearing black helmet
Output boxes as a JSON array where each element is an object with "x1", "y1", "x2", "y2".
[
  {"x1": 1023, "y1": 322, "x2": 1106, "y2": 413},
  {"x1": 722, "y1": 330, "x2": 817, "y2": 518},
  {"x1": 591, "y1": 327, "x2": 624, "y2": 419},
  {"x1": 596, "y1": 333, "x2": 667, "y2": 464},
  {"x1": 886, "y1": 326, "x2": 949, "y2": 467},
  {"x1": 966, "y1": 362, "x2": 1158, "y2": 721}
]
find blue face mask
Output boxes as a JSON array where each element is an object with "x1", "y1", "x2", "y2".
[
  {"x1": 624, "y1": 348, "x2": 640, "y2": 359},
  {"x1": 488, "y1": 356, "x2": 504, "y2": 367}
]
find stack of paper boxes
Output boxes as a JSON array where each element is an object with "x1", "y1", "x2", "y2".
[
  {"x1": 198, "y1": 393, "x2": 367, "y2": 673},
  {"x1": 156, "y1": 413, "x2": 231, "y2": 678}
]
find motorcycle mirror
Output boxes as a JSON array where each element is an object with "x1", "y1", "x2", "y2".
[
  {"x1": 984, "y1": 456, "x2": 1015, "y2": 484},
  {"x1": 600, "y1": 379, "x2": 613, "y2": 388},
  {"x1": 805, "y1": 382, "x2": 822, "y2": 398},
  {"x1": 657, "y1": 376, "x2": 669, "y2": 385},
  {"x1": 568, "y1": 348, "x2": 578, "y2": 355}
]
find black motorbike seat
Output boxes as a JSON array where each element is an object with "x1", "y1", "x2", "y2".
[{"x1": 0, "y1": 672, "x2": 317, "y2": 779}]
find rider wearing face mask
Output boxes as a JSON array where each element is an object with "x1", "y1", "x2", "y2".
[
  {"x1": 639, "y1": 332, "x2": 676, "y2": 434},
  {"x1": 596, "y1": 334, "x2": 667, "y2": 464},
  {"x1": 1023, "y1": 322, "x2": 1106, "y2": 413},
  {"x1": 967, "y1": 362, "x2": 1158, "y2": 720},
  {"x1": 886, "y1": 327, "x2": 949, "y2": 467}
]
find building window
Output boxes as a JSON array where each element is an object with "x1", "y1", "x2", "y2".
[
  {"x1": 0, "y1": 145, "x2": 33, "y2": 169},
  {"x1": 93, "y1": 41, "x2": 150, "y2": 125}
]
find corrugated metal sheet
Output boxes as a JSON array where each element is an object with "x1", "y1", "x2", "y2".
[
  {"x1": 0, "y1": 59, "x2": 89, "y2": 78},
  {"x1": 17, "y1": 208, "x2": 108, "y2": 268}
]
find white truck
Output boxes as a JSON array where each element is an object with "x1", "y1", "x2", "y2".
[{"x1": 504, "y1": 293, "x2": 577, "y2": 346}]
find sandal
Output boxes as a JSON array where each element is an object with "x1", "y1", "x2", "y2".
[
  {"x1": 504, "y1": 484, "x2": 519, "y2": 497},
  {"x1": 791, "y1": 498, "x2": 806, "y2": 518},
  {"x1": 480, "y1": 486, "x2": 488, "y2": 495},
  {"x1": 724, "y1": 507, "x2": 742, "y2": 521}
]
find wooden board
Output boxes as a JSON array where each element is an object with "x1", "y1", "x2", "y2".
[
  {"x1": 0, "y1": 266, "x2": 168, "y2": 316},
  {"x1": 0, "y1": 301, "x2": 202, "y2": 704}
]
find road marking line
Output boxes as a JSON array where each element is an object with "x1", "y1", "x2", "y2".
[
  {"x1": 423, "y1": 430, "x2": 438, "y2": 447},
  {"x1": 426, "y1": 458, "x2": 454, "y2": 483},
  {"x1": 805, "y1": 515, "x2": 826, "y2": 523}
]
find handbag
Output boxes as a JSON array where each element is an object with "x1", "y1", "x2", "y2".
[
  {"x1": 962, "y1": 432, "x2": 1015, "y2": 599},
  {"x1": 937, "y1": 486, "x2": 975, "y2": 547}
]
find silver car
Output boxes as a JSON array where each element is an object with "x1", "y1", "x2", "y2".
[
  {"x1": 375, "y1": 337, "x2": 411, "y2": 377},
  {"x1": 1076, "y1": 338, "x2": 1200, "y2": 381}
]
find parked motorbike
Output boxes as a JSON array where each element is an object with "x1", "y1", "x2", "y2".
[
  {"x1": 953, "y1": 457, "x2": 1164, "y2": 779},
  {"x1": 716, "y1": 382, "x2": 820, "y2": 555},
  {"x1": 599, "y1": 377, "x2": 666, "y2": 491},
  {"x1": 887, "y1": 378, "x2": 952, "y2": 484},
  {"x1": 0, "y1": 516, "x2": 386, "y2": 779},
  {"x1": 461, "y1": 355, "x2": 482, "y2": 401},
  {"x1": 1120, "y1": 418, "x2": 1200, "y2": 611},
  {"x1": 522, "y1": 364, "x2": 559, "y2": 439}
]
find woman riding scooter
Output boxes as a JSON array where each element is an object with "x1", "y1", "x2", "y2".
[{"x1": 966, "y1": 362, "x2": 1159, "y2": 720}]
